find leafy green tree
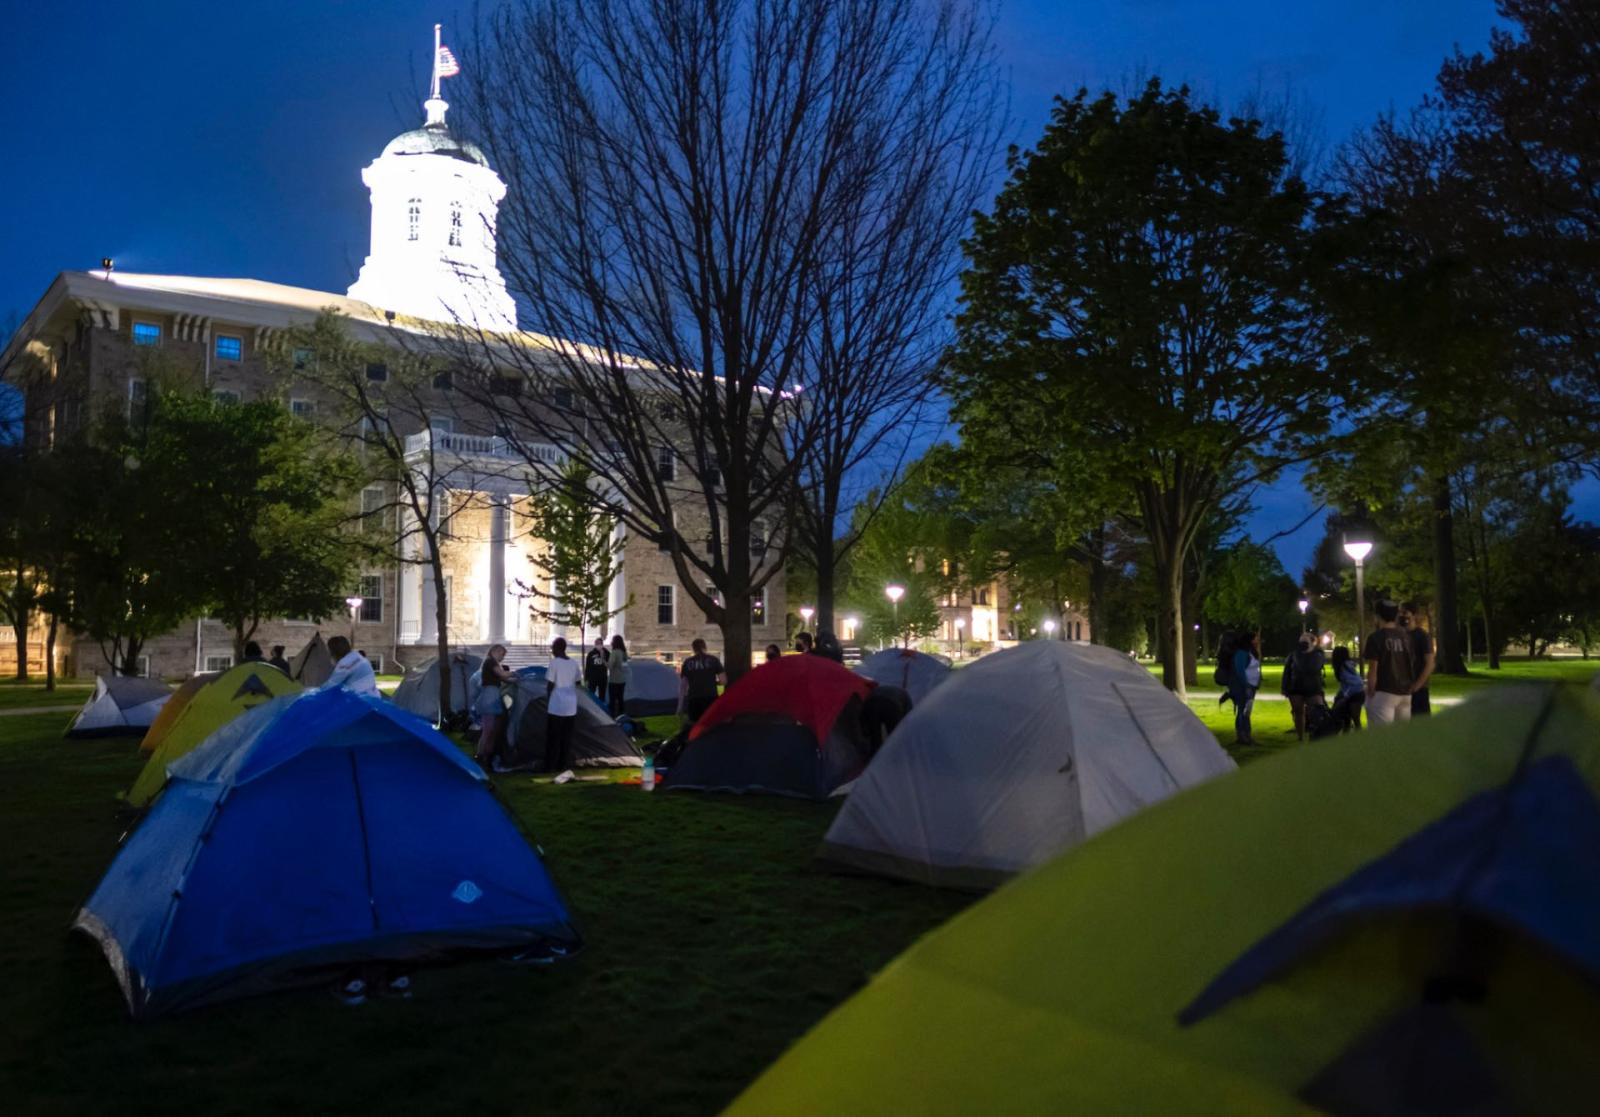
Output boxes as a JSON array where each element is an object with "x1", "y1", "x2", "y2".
[
  {"x1": 1202, "y1": 541, "x2": 1302, "y2": 655},
  {"x1": 520, "y1": 460, "x2": 627, "y2": 647},
  {"x1": 952, "y1": 81, "x2": 1335, "y2": 695},
  {"x1": 139, "y1": 393, "x2": 364, "y2": 658}
]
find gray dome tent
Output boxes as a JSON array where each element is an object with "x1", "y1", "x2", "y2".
[
  {"x1": 856, "y1": 648, "x2": 952, "y2": 705},
  {"x1": 289, "y1": 632, "x2": 335, "y2": 686},
  {"x1": 819, "y1": 641, "x2": 1236, "y2": 890},
  {"x1": 391, "y1": 652, "x2": 483, "y2": 725},
  {"x1": 65, "y1": 675, "x2": 172, "y2": 738},
  {"x1": 501, "y1": 672, "x2": 641, "y2": 770},
  {"x1": 624, "y1": 657, "x2": 681, "y2": 717}
]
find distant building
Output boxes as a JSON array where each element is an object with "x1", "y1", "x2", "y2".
[{"x1": 1, "y1": 74, "x2": 784, "y2": 678}]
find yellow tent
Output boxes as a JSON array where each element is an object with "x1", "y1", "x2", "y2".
[
  {"x1": 730, "y1": 684, "x2": 1600, "y2": 1115},
  {"x1": 129, "y1": 663, "x2": 302, "y2": 806},
  {"x1": 138, "y1": 673, "x2": 214, "y2": 754}
]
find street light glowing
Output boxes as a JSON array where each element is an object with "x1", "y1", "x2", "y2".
[
  {"x1": 1298, "y1": 599, "x2": 1309, "y2": 615},
  {"x1": 345, "y1": 595, "x2": 364, "y2": 613},
  {"x1": 1342, "y1": 540, "x2": 1373, "y2": 563},
  {"x1": 884, "y1": 584, "x2": 905, "y2": 604},
  {"x1": 1042, "y1": 619, "x2": 1057, "y2": 635},
  {"x1": 799, "y1": 605, "x2": 814, "y2": 625}
]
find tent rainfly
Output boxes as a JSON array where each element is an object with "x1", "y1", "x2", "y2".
[
  {"x1": 289, "y1": 632, "x2": 335, "y2": 686},
  {"x1": 623, "y1": 658, "x2": 681, "y2": 717},
  {"x1": 502, "y1": 671, "x2": 642, "y2": 769},
  {"x1": 855, "y1": 648, "x2": 952, "y2": 705},
  {"x1": 65, "y1": 676, "x2": 173, "y2": 738},
  {"x1": 391, "y1": 653, "x2": 482, "y2": 724},
  {"x1": 820, "y1": 641, "x2": 1235, "y2": 890},
  {"x1": 77, "y1": 688, "x2": 580, "y2": 1018}
]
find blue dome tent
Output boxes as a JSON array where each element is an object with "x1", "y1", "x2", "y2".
[{"x1": 75, "y1": 688, "x2": 579, "y2": 1018}]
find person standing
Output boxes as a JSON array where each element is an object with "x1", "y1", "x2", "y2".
[
  {"x1": 1280, "y1": 633, "x2": 1326, "y2": 741},
  {"x1": 1330, "y1": 646, "x2": 1366, "y2": 732},
  {"x1": 1228, "y1": 629, "x2": 1263, "y2": 746},
  {"x1": 545, "y1": 638, "x2": 582, "y2": 773},
  {"x1": 1399, "y1": 602, "x2": 1437, "y2": 716},
  {"x1": 324, "y1": 636, "x2": 379, "y2": 697},
  {"x1": 765, "y1": 643, "x2": 783, "y2": 663},
  {"x1": 606, "y1": 634, "x2": 630, "y2": 717},
  {"x1": 1362, "y1": 600, "x2": 1415, "y2": 728},
  {"x1": 813, "y1": 629, "x2": 845, "y2": 663},
  {"x1": 584, "y1": 637, "x2": 609, "y2": 704},
  {"x1": 267, "y1": 645, "x2": 292, "y2": 675},
  {"x1": 678, "y1": 638, "x2": 726, "y2": 724},
  {"x1": 793, "y1": 632, "x2": 814, "y2": 655},
  {"x1": 242, "y1": 641, "x2": 265, "y2": 662},
  {"x1": 474, "y1": 644, "x2": 515, "y2": 770}
]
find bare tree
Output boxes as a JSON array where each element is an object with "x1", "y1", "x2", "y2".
[
  {"x1": 453, "y1": 0, "x2": 999, "y2": 677},
  {"x1": 279, "y1": 312, "x2": 514, "y2": 721}
]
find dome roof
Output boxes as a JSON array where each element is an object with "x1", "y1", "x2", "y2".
[{"x1": 380, "y1": 124, "x2": 489, "y2": 166}]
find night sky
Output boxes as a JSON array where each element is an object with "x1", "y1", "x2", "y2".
[{"x1": 5, "y1": 0, "x2": 1540, "y2": 572}]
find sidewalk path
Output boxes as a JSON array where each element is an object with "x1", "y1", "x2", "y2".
[{"x1": 0, "y1": 705, "x2": 77, "y2": 717}]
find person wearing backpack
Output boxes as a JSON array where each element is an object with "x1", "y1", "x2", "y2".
[
  {"x1": 1280, "y1": 633, "x2": 1327, "y2": 742},
  {"x1": 1226, "y1": 628, "x2": 1263, "y2": 747},
  {"x1": 1329, "y1": 646, "x2": 1366, "y2": 732}
]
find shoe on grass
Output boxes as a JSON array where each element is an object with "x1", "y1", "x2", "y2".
[{"x1": 335, "y1": 978, "x2": 367, "y2": 1006}]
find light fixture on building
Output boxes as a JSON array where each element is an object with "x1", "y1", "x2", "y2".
[{"x1": 101, "y1": 257, "x2": 115, "y2": 274}]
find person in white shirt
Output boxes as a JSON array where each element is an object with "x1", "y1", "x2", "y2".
[
  {"x1": 324, "y1": 636, "x2": 379, "y2": 697},
  {"x1": 544, "y1": 637, "x2": 582, "y2": 772}
]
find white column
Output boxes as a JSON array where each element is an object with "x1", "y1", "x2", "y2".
[
  {"x1": 488, "y1": 496, "x2": 508, "y2": 643},
  {"x1": 419, "y1": 486, "x2": 440, "y2": 645}
]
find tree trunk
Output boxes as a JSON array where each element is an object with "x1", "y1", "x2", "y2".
[
  {"x1": 813, "y1": 541, "x2": 838, "y2": 639},
  {"x1": 1430, "y1": 474, "x2": 1466, "y2": 674},
  {"x1": 1465, "y1": 613, "x2": 1473, "y2": 664},
  {"x1": 1181, "y1": 569, "x2": 1198, "y2": 688},
  {"x1": 45, "y1": 613, "x2": 58, "y2": 691},
  {"x1": 1157, "y1": 550, "x2": 1185, "y2": 698},
  {"x1": 11, "y1": 609, "x2": 28, "y2": 682},
  {"x1": 1085, "y1": 524, "x2": 1108, "y2": 645},
  {"x1": 121, "y1": 637, "x2": 144, "y2": 676},
  {"x1": 431, "y1": 546, "x2": 452, "y2": 721}
]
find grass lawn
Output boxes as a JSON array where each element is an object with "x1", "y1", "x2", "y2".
[
  {"x1": 1, "y1": 657, "x2": 1592, "y2": 1113},
  {"x1": 0, "y1": 681, "x2": 91, "y2": 711}
]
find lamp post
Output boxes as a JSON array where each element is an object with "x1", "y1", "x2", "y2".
[
  {"x1": 799, "y1": 605, "x2": 814, "y2": 631},
  {"x1": 844, "y1": 615, "x2": 859, "y2": 643},
  {"x1": 345, "y1": 594, "x2": 364, "y2": 642},
  {"x1": 1343, "y1": 539, "x2": 1373, "y2": 647},
  {"x1": 1042, "y1": 618, "x2": 1057, "y2": 640},
  {"x1": 1298, "y1": 598, "x2": 1310, "y2": 634},
  {"x1": 954, "y1": 617, "x2": 965, "y2": 658},
  {"x1": 885, "y1": 584, "x2": 905, "y2": 648}
]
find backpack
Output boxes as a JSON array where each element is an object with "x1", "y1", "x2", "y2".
[
  {"x1": 1212, "y1": 634, "x2": 1238, "y2": 688},
  {"x1": 1305, "y1": 700, "x2": 1335, "y2": 739},
  {"x1": 1288, "y1": 649, "x2": 1324, "y2": 696}
]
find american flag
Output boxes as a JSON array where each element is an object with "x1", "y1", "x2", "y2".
[{"x1": 436, "y1": 43, "x2": 460, "y2": 78}]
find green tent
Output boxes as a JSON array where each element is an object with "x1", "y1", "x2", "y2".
[
  {"x1": 128, "y1": 663, "x2": 303, "y2": 807},
  {"x1": 730, "y1": 684, "x2": 1600, "y2": 1115}
]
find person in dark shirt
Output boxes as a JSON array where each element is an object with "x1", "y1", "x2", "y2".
[
  {"x1": 267, "y1": 645, "x2": 292, "y2": 675},
  {"x1": 584, "y1": 637, "x2": 609, "y2": 704},
  {"x1": 765, "y1": 643, "x2": 782, "y2": 663},
  {"x1": 1362, "y1": 600, "x2": 1416, "y2": 728},
  {"x1": 793, "y1": 632, "x2": 814, "y2": 655},
  {"x1": 1280, "y1": 633, "x2": 1326, "y2": 741},
  {"x1": 814, "y1": 628, "x2": 845, "y2": 663},
  {"x1": 859, "y1": 684, "x2": 911, "y2": 756},
  {"x1": 242, "y1": 641, "x2": 264, "y2": 662},
  {"x1": 678, "y1": 638, "x2": 726, "y2": 723},
  {"x1": 1399, "y1": 602, "x2": 1437, "y2": 716}
]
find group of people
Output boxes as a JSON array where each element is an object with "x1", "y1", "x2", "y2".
[
  {"x1": 1221, "y1": 599, "x2": 1437, "y2": 746},
  {"x1": 240, "y1": 637, "x2": 379, "y2": 695}
]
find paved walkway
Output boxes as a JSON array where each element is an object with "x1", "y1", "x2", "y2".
[{"x1": 0, "y1": 705, "x2": 78, "y2": 717}]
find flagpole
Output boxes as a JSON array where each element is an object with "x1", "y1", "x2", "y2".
[{"x1": 430, "y1": 23, "x2": 442, "y2": 101}]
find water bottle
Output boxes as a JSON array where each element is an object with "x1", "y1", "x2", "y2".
[{"x1": 642, "y1": 754, "x2": 656, "y2": 792}]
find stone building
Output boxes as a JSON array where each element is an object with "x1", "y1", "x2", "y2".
[{"x1": 1, "y1": 80, "x2": 785, "y2": 678}]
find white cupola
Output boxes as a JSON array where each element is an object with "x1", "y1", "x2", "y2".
[{"x1": 347, "y1": 37, "x2": 517, "y2": 333}]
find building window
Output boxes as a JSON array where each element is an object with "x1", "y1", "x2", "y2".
[
  {"x1": 449, "y1": 202, "x2": 463, "y2": 247},
  {"x1": 212, "y1": 389, "x2": 241, "y2": 405},
  {"x1": 435, "y1": 490, "x2": 452, "y2": 535},
  {"x1": 975, "y1": 587, "x2": 990, "y2": 606},
  {"x1": 408, "y1": 198, "x2": 421, "y2": 241},
  {"x1": 490, "y1": 376, "x2": 522, "y2": 398},
  {"x1": 752, "y1": 587, "x2": 766, "y2": 625},
  {"x1": 359, "y1": 574, "x2": 383, "y2": 623},
  {"x1": 659, "y1": 510, "x2": 674, "y2": 553},
  {"x1": 443, "y1": 574, "x2": 453, "y2": 625},
  {"x1": 553, "y1": 387, "x2": 574, "y2": 412},
  {"x1": 135, "y1": 655, "x2": 151, "y2": 678},
  {"x1": 292, "y1": 347, "x2": 315, "y2": 371},
  {"x1": 429, "y1": 414, "x2": 454, "y2": 434},
  {"x1": 132, "y1": 321, "x2": 161, "y2": 347},
  {"x1": 205, "y1": 654, "x2": 233, "y2": 672},
  {"x1": 361, "y1": 485, "x2": 387, "y2": 532},
  {"x1": 432, "y1": 369, "x2": 453, "y2": 391},
  {"x1": 750, "y1": 519, "x2": 769, "y2": 560},
  {"x1": 657, "y1": 585, "x2": 674, "y2": 626},
  {"x1": 655, "y1": 445, "x2": 675, "y2": 481},
  {"x1": 366, "y1": 362, "x2": 388, "y2": 382},
  {"x1": 214, "y1": 334, "x2": 243, "y2": 362},
  {"x1": 290, "y1": 398, "x2": 315, "y2": 421},
  {"x1": 367, "y1": 653, "x2": 385, "y2": 673}
]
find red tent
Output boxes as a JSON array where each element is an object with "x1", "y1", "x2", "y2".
[
  {"x1": 665, "y1": 655, "x2": 877, "y2": 799},
  {"x1": 690, "y1": 654, "x2": 875, "y2": 746}
]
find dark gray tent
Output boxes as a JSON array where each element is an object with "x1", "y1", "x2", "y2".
[
  {"x1": 502, "y1": 672, "x2": 641, "y2": 770},
  {"x1": 289, "y1": 632, "x2": 335, "y2": 686},
  {"x1": 856, "y1": 648, "x2": 952, "y2": 705},
  {"x1": 391, "y1": 652, "x2": 483, "y2": 725},
  {"x1": 624, "y1": 658, "x2": 681, "y2": 716}
]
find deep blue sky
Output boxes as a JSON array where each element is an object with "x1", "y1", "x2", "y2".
[{"x1": 4, "y1": 0, "x2": 1534, "y2": 574}]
